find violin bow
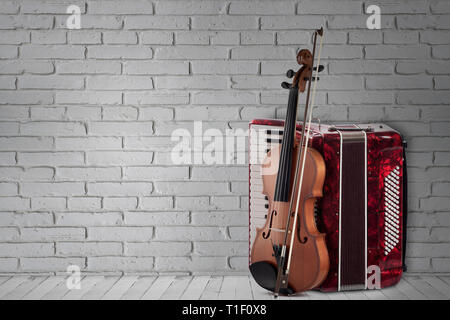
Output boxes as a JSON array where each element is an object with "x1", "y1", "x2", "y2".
[{"x1": 274, "y1": 27, "x2": 324, "y2": 298}]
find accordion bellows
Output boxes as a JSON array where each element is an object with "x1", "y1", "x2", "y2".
[{"x1": 249, "y1": 119, "x2": 406, "y2": 292}]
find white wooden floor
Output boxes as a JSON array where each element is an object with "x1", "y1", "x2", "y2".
[{"x1": 0, "y1": 275, "x2": 449, "y2": 300}]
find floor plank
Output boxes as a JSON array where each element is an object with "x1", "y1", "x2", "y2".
[
  {"x1": 199, "y1": 276, "x2": 223, "y2": 300},
  {"x1": 325, "y1": 291, "x2": 349, "y2": 300},
  {"x1": 3, "y1": 277, "x2": 46, "y2": 300},
  {"x1": 362, "y1": 288, "x2": 388, "y2": 300},
  {"x1": 218, "y1": 276, "x2": 253, "y2": 300},
  {"x1": 0, "y1": 276, "x2": 29, "y2": 299},
  {"x1": 404, "y1": 276, "x2": 446, "y2": 300},
  {"x1": 0, "y1": 277, "x2": 11, "y2": 287},
  {"x1": 81, "y1": 277, "x2": 120, "y2": 300},
  {"x1": 63, "y1": 276, "x2": 105, "y2": 300},
  {"x1": 102, "y1": 276, "x2": 139, "y2": 300},
  {"x1": 343, "y1": 290, "x2": 369, "y2": 300},
  {"x1": 121, "y1": 276, "x2": 156, "y2": 300},
  {"x1": 160, "y1": 276, "x2": 192, "y2": 300},
  {"x1": 395, "y1": 277, "x2": 427, "y2": 300},
  {"x1": 180, "y1": 276, "x2": 210, "y2": 300},
  {"x1": 422, "y1": 276, "x2": 450, "y2": 299},
  {"x1": 306, "y1": 289, "x2": 330, "y2": 300},
  {"x1": 141, "y1": 276, "x2": 175, "y2": 300},
  {"x1": 380, "y1": 283, "x2": 409, "y2": 300},
  {"x1": 41, "y1": 277, "x2": 73, "y2": 300},
  {"x1": 22, "y1": 276, "x2": 65, "y2": 300},
  {"x1": 249, "y1": 277, "x2": 273, "y2": 300}
]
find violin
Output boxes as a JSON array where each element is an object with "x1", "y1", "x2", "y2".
[{"x1": 250, "y1": 28, "x2": 329, "y2": 296}]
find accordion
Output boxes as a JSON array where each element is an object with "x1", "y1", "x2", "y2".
[{"x1": 248, "y1": 119, "x2": 407, "y2": 292}]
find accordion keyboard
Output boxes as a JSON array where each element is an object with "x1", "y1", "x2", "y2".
[{"x1": 249, "y1": 124, "x2": 284, "y2": 247}]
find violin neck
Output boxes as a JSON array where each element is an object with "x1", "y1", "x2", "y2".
[{"x1": 274, "y1": 85, "x2": 299, "y2": 202}]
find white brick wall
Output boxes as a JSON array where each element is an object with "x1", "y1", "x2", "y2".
[{"x1": 0, "y1": 0, "x2": 449, "y2": 275}]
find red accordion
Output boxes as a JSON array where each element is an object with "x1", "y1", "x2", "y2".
[{"x1": 249, "y1": 119, "x2": 407, "y2": 292}]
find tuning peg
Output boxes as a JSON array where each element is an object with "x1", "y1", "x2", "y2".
[
  {"x1": 303, "y1": 77, "x2": 320, "y2": 81},
  {"x1": 281, "y1": 82, "x2": 291, "y2": 89},
  {"x1": 313, "y1": 65, "x2": 324, "y2": 73},
  {"x1": 286, "y1": 69, "x2": 295, "y2": 78}
]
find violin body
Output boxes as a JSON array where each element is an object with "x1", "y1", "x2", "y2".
[{"x1": 250, "y1": 143, "x2": 329, "y2": 293}]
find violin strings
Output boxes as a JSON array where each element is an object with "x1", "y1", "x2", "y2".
[{"x1": 286, "y1": 32, "x2": 324, "y2": 273}]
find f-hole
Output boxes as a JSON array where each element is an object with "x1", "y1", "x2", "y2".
[
  {"x1": 262, "y1": 210, "x2": 277, "y2": 239},
  {"x1": 296, "y1": 211, "x2": 308, "y2": 244}
]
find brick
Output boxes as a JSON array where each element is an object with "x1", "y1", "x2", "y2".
[
  {"x1": 330, "y1": 61, "x2": 394, "y2": 75},
  {"x1": 366, "y1": 45, "x2": 429, "y2": 59},
  {"x1": 87, "y1": 75, "x2": 153, "y2": 90},
  {"x1": 18, "y1": 152, "x2": 84, "y2": 166},
  {"x1": 31, "y1": 31, "x2": 66, "y2": 44},
  {"x1": 0, "y1": 243, "x2": 54, "y2": 257},
  {"x1": 139, "y1": 107, "x2": 174, "y2": 121},
  {"x1": 21, "y1": 257, "x2": 86, "y2": 272},
  {"x1": 21, "y1": 45, "x2": 85, "y2": 59},
  {"x1": 228, "y1": 226, "x2": 247, "y2": 240},
  {"x1": 88, "y1": 227, "x2": 153, "y2": 241},
  {"x1": 192, "y1": 211, "x2": 247, "y2": 226},
  {"x1": 57, "y1": 61, "x2": 121, "y2": 74},
  {"x1": 21, "y1": 121, "x2": 86, "y2": 136},
  {"x1": 103, "y1": 31, "x2": 138, "y2": 44},
  {"x1": 55, "y1": 91, "x2": 121, "y2": 105},
  {"x1": 0, "y1": 212, "x2": 52, "y2": 227},
  {"x1": 103, "y1": 197, "x2": 138, "y2": 210},
  {"x1": 124, "y1": 61, "x2": 188, "y2": 75},
  {"x1": 103, "y1": 106, "x2": 138, "y2": 120},
  {"x1": 374, "y1": 1, "x2": 428, "y2": 14},
  {"x1": 0, "y1": 15, "x2": 54, "y2": 29},
  {"x1": 320, "y1": 45, "x2": 363, "y2": 59},
  {"x1": 22, "y1": 182, "x2": 85, "y2": 196},
  {"x1": 125, "y1": 211, "x2": 189, "y2": 225},
  {"x1": 87, "y1": 152, "x2": 152, "y2": 166},
  {"x1": 0, "y1": 197, "x2": 30, "y2": 211},
  {"x1": 0, "y1": 60, "x2": 54, "y2": 75},
  {"x1": 0, "y1": 121, "x2": 18, "y2": 134},
  {"x1": 58, "y1": 167, "x2": 121, "y2": 181},
  {"x1": 21, "y1": 1, "x2": 86, "y2": 14},
  {"x1": 384, "y1": 31, "x2": 419, "y2": 44},
  {"x1": 261, "y1": 15, "x2": 324, "y2": 30},
  {"x1": 88, "y1": 257, "x2": 154, "y2": 272},
  {"x1": 0, "y1": 137, "x2": 53, "y2": 151},
  {"x1": 397, "y1": 91, "x2": 450, "y2": 104},
  {"x1": 155, "y1": 226, "x2": 227, "y2": 241},
  {"x1": 432, "y1": 183, "x2": 450, "y2": 197},
  {"x1": 21, "y1": 227, "x2": 85, "y2": 241},
  {"x1": 398, "y1": 15, "x2": 450, "y2": 29},
  {"x1": 154, "y1": 182, "x2": 228, "y2": 196},
  {"x1": 155, "y1": 257, "x2": 227, "y2": 272},
  {"x1": 298, "y1": 0, "x2": 362, "y2": 14},
  {"x1": 125, "y1": 16, "x2": 188, "y2": 30},
  {"x1": 57, "y1": 242, "x2": 123, "y2": 256},
  {"x1": 154, "y1": 46, "x2": 228, "y2": 60},
  {"x1": 328, "y1": 15, "x2": 394, "y2": 29},
  {"x1": 0, "y1": 182, "x2": 18, "y2": 196},
  {"x1": 191, "y1": 60, "x2": 258, "y2": 75},
  {"x1": 56, "y1": 212, "x2": 122, "y2": 226},
  {"x1": 349, "y1": 31, "x2": 382, "y2": 44},
  {"x1": 156, "y1": 1, "x2": 227, "y2": 15},
  {"x1": 240, "y1": 31, "x2": 274, "y2": 45},
  {"x1": 89, "y1": 122, "x2": 153, "y2": 136},
  {"x1": 67, "y1": 197, "x2": 101, "y2": 211},
  {"x1": 0, "y1": 45, "x2": 18, "y2": 58},
  {"x1": 230, "y1": 1, "x2": 294, "y2": 15},
  {"x1": 56, "y1": 137, "x2": 121, "y2": 151},
  {"x1": 366, "y1": 76, "x2": 432, "y2": 89},
  {"x1": 140, "y1": 31, "x2": 174, "y2": 45},
  {"x1": 192, "y1": 91, "x2": 258, "y2": 105},
  {"x1": 19, "y1": 75, "x2": 84, "y2": 89},
  {"x1": 192, "y1": 16, "x2": 258, "y2": 30},
  {"x1": 54, "y1": 15, "x2": 123, "y2": 30},
  {"x1": 124, "y1": 166, "x2": 188, "y2": 180},
  {"x1": 156, "y1": 75, "x2": 227, "y2": 90},
  {"x1": 0, "y1": 152, "x2": 15, "y2": 165},
  {"x1": 0, "y1": 31, "x2": 30, "y2": 44},
  {"x1": 68, "y1": 31, "x2": 101, "y2": 44},
  {"x1": 125, "y1": 242, "x2": 191, "y2": 257},
  {"x1": 89, "y1": 1, "x2": 153, "y2": 14},
  {"x1": 329, "y1": 92, "x2": 393, "y2": 105},
  {"x1": 210, "y1": 31, "x2": 240, "y2": 45},
  {"x1": 420, "y1": 197, "x2": 450, "y2": 211},
  {"x1": 30, "y1": 107, "x2": 65, "y2": 120},
  {"x1": 0, "y1": 1, "x2": 19, "y2": 13},
  {"x1": 125, "y1": 92, "x2": 189, "y2": 105},
  {"x1": 276, "y1": 31, "x2": 311, "y2": 45},
  {"x1": 431, "y1": 1, "x2": 450, "y2": 13},
  {"x1": 87, "y1": 182, "x2": 153, "y2": 196},
  {"x1": 175, "y1": 196, "x2": 209, "y2": 210},
  {"x1": 433, "y1": 258, "x2": 450, "y2": 272},
  {"x1": 31, "y1": 197, "x2": 66, "y2": 211},
  {"x1": 0, "y1": 227, "x2": 19, "y2": 241},
  {"x1": 140, "y1": 196, "x2": 173, "y2": 210},
  {"x1": 194, "y1": 242, "x2": 247, "y2": 256},
  {"x1": 87, "y1": 45, "x2": 153, "y2": 59},
  {"x1": 421, "y1": 31, "x2": 450, "y2": 44},
  {"x1": 232, "y1": 46, "x2": 295, "y2": 59},
  {"x1": 435, "y1": 152, "x2": 450, "y2": 165},
  {"x1": 192, "y1": 166, "x2": 247, "y2": 181}
]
